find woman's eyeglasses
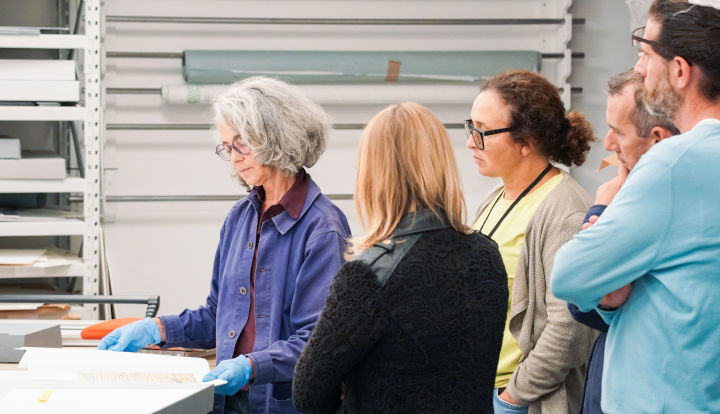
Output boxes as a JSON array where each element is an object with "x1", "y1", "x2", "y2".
[
  {"x1": 464, "y1": 119, "x2": 512, "y2": 150},
  {"x1": 215, "y1": 136, "x2": 251, "y2": 161}
]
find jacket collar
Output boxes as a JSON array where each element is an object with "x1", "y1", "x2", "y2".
[
  {"x1": 391, "y1": 208, "x2": 451, "y2": 238},
  {"x1": 254, "y1": 169, "x2": 309, "y2": 220},
  {"x1": 248, "y1": 174, "x2": 322, "y2": 235}
]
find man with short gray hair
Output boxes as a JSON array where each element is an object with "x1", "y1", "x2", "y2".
[{"x1": 567, "y1": 69, "x2": 678, "y2": 414}]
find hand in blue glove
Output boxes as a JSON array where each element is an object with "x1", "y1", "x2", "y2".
[
  {"x1": 96, "y1": 318, "x2": 162, "y2": 352},
  {"x1": 202, "y1": 355, "x2": 253, "y2": 396}
]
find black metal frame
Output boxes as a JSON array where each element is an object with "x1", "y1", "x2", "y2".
[{"x1": 0, "y1": 295, "x2": 160, "y2": 318}]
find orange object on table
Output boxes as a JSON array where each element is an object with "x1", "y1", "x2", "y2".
[{"x1": 80, "y1": 317, "x2": 142, "y2": 339}]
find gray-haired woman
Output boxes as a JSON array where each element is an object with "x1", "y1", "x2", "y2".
[{"x1": 98, "y1": 76, "x2": 352, "y2": 414}]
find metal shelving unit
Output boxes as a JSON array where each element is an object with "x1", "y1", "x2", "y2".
[{"x1": 0, "y1": 0, "x2": 102, "y2": 318}]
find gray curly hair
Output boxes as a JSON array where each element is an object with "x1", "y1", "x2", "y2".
[{"x1": 213, "y1": 76, "x2": 331, "y2": 187}]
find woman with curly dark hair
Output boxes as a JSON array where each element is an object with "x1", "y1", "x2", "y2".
[{"x1": 465, "y1": 70, "x2": 597, "y2": 414}]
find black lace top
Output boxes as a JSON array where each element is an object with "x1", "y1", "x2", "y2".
[{"x1": 293, "y1": 211, "x2": 508, "y2": 414}]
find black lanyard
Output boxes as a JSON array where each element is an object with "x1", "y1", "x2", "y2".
[{"x1": 479, "y1": 163, "x2": 553, "y2": 238}]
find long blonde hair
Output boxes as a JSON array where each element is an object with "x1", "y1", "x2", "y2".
[{"x1": 354, "y1": 102, "x2": 469, "y2": 251}]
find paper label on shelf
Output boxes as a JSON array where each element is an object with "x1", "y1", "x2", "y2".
[{"x1": 0, "y1": 249, "x2": 46, "y2": 265}]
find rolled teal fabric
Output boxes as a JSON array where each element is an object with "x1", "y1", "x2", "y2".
[{"x1": 182, "y1": 50, "x2": 542, "y2": 84}]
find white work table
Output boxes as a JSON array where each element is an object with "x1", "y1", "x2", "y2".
[{"x1": 0, "y1": 319, "x2": 218, "y2": 413}]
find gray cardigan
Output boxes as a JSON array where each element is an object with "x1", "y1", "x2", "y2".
[{"x1": 476, "y1": 173, "x2": 597, "y2": 414}]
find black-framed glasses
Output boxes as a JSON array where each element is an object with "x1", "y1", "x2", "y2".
[
  {"x1": 631, "y1": 26, "x2": 692, "y2": 65},
  {"x1": 215, "y1": 135, "x2": 251, "y2": 161},
  {"x1": 631, "y1": 26, "x2": 671, "y2": 58},
  {"x1": 464, "y1": 119, "x2": 512, "y2": 150}
]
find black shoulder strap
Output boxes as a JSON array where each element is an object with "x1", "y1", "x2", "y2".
[{"x1": 354, "y1": 234, "x2": 422, "y2": 286}]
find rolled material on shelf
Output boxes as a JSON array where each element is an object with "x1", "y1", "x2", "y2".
[
  {"x1": 162, "y1": 84, "x2": 226, "y2": 104},
  {"x1": 162, "y1": 83, "x2": 482, "y2": 105},
  {"x1": 182, "y1": 50, "x2": 542, "y2": 84},
  {"x1": 0, "y1": 193, "x2": 47, "y2": 209}
]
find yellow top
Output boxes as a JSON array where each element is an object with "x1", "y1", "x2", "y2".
[{"x1": 473, "y1": 172, "x2": 563, "y2": 388}]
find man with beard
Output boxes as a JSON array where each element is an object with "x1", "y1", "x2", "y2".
[{"x1": 550, "y1": 1, "x2": 720, "y2": 413}]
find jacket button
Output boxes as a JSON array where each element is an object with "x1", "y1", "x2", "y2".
[
  {"x1": 247, "y1": 241, "x2": 253, "y2": 249},
  {"x1": 239, "y1": 286, "x2": 248, "y2": 295},
  {"x1": 228, "y1": 330, "x2": 236, "y2": 338}
]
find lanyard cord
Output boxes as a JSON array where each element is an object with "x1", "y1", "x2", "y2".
[{"x1": 480, "y1": 163, "x2": 554, "y2": 238}]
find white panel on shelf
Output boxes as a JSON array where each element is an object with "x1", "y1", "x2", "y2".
[
  {"x1": 0, "y1": 151, "x2": 66, "y2": 180},
  {"x1": 0, "y1": 263, "x2": 87, "y2": 279},
  {"x1": 0, "y1": 106, "x2": 87, "y2": 121},
  {"x1": 0, "y1": 80, "x2": 80, "y2": 102},
  {"x1": 0, "y1": 178, "x2": 86, "y2": 193},
  {"x1": 0, "y1": 34, "x2": 88, "y2": 49},
  {"x1": 0, "y1": 59, "x2": 77, "y2": 80},
  {"x1": 0, "y1": 219, "x2": 85, "y2": 237}
]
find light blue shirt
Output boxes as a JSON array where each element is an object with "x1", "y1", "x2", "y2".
[{"x1": 551, "y1": 119, "x2": 720, "y2": 414}]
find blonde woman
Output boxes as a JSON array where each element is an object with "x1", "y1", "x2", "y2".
[{"x1": 292, "y1": 102, "x2": 508, "y2": 413}]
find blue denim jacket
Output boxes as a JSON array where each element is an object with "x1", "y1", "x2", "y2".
[{"x1": 160, "y1": 178, "x2": 350, "y2": 413}]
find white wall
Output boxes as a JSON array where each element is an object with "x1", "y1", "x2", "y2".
[
  {"x1": 101, "y1": 0, "x2": 581, "y2": 316},
  {"x1": 568, "y1": 0, "x2": 642, "y2": 193}
]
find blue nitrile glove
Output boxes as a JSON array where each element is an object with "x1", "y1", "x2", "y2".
[
  {"x1": 96, "y1": 318, "x2": 162, "y2": 352},
  {"x1": 202, "y1": 355, "x2": 253, "y2": 396}
]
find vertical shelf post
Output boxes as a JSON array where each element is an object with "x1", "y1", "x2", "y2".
[{"x1": 82, "y1": 0, "x2": 102, "y2": 317}]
